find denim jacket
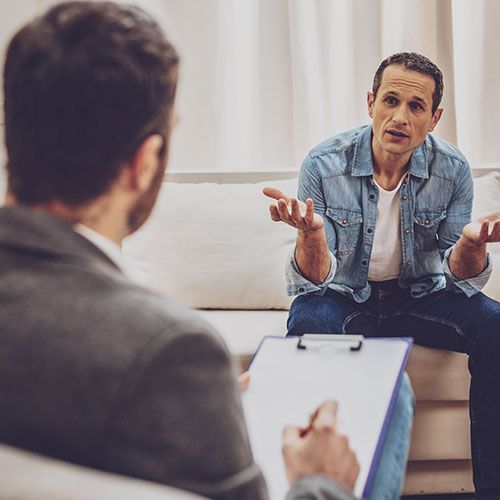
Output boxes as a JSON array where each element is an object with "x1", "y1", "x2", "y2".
[{"x1": 287, "y1": 124, "x2": 492, "y2": 303}]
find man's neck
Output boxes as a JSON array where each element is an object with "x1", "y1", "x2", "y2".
[
  {"x1": 371, "y1": 139, "x2": 411, "y2": 191},
  {"x1": 7, "y1": 193, "x2": 129, "y2": 245}
]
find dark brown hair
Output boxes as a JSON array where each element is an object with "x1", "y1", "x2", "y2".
[
  {"x1": 4, "y1": 1, "x2": 179, "y2": 205},
  {"x1": 372, "y1": 52, "x2": 443, "y2": 114}
]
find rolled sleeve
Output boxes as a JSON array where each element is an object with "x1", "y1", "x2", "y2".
[
  {"x1": 443, "y1": 245, "x2": 493, "y2": 297},
  {"x1": 286, "y1": 248, "x2": 336, "y2": 296}
]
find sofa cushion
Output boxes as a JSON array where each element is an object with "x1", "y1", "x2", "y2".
[
  {"x1": 197, "y1": 309, "x2": 288, "y2": 356},
  {"x1": 124, "y1": 179, "x2": 298, "y2": 309}
]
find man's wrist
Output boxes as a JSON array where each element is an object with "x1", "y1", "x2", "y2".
[
  {"x1": 449, "y1": 236, "x2": 488, "y2": 280},
  {"x1": 297, "y1": 226, "x2": 325, "y2": 242},
  {"x1": 457, "y1": 234, "x2": 487, "y2": 254}
]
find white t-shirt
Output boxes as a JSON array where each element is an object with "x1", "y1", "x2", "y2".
[{"x1": 368, "y1": 176, "x2": 406, "y2": 281}]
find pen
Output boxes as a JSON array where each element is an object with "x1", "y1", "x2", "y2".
[{"x1": 299, "y1": 401, "x2": 338, "y2": 437}]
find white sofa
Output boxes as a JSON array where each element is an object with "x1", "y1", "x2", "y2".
[{"x1": 123, "y1": 169, "x2": 500, "y2": 496}]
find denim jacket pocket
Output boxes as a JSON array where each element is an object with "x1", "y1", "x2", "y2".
[
  {"x1": 326, "y1": 207, "x2": 363, "y2": 255},
  {"x1": 414, "y1": 208, "x2": 447, "y2": 252}
]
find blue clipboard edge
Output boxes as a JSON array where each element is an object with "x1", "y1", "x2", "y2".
[
  {"x1": 246, "y1": 335, "x2": 414, "y2": 499},
  {"x1": 362, "y1": 337, "x2": 413, "y2": 499}
]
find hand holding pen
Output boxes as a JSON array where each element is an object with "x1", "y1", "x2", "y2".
[{"x1": 282, "y1": 400, "x2": 360, "y2": 492}]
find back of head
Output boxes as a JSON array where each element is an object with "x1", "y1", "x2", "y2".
[{"x1": 3, "y1": 1, "x2": 179, "y2": 206}]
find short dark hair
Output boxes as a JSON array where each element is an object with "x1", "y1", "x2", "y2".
[
  {"x1": 372, "y1": 52, "x2": 443, "y2": 114},
  {"x1": 4, "y1": 1, "x2": 179, "y2": 206}
]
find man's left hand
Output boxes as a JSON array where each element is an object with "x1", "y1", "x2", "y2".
[{"x1": 461, "y1": 210, "x2": 500, "y2": 245}]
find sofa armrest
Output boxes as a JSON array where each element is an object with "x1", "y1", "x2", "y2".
[{"x1": 0, "y1": 443, "x2": 206, "y2": 500}]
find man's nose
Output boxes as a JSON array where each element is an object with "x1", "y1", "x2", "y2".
[{"x1": 392, "y1": 105, "x2": 409, "y2": 125}]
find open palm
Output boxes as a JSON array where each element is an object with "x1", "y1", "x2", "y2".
[
  {"x1": 462, "y1": 210, "x2": 500, "y2": 244},
  {"x1": 262, "y1": 187, "x2": 324, "y2": 233}
]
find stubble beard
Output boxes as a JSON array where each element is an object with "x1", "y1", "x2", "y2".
[{"x1": 127, "y1": 147, "x2": 167, "y2": 234}]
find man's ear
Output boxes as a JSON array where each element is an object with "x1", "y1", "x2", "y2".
[
  {"x1": 429, "y1": 108, "x2": 443, "y2": 132},
  {"x1": 367, "y1": 92, "x2": 375, "y2": 119},
  {"x1": 129, "y1": 134, "x2": 164, "y2": 192}
]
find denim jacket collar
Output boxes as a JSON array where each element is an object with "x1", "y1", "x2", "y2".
[{"x1": 351, "y1": 124, "x2": 429, "y2": 179}]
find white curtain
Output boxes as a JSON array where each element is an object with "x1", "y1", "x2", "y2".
[
  {"x1": 1, "y1": 0, "x2": 499, "y2": 174},
  {"x1": 154, "y1": 0, "x2": 500, "y2": 171}
]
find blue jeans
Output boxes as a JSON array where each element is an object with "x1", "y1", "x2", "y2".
[
  {"x1": 287, "y1": 281, "x2": 500, "y2": 500},
  {"x1": 369, "y1": 373, "x2": 414, "y2": 500}
]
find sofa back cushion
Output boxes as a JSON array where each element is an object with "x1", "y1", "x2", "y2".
[{"x1": 124, "y1": 179, "x2": 298, "y2": 309}]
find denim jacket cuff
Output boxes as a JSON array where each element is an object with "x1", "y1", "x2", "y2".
[
  {"x1": 443, "y1": 245, "x2": 493, "y2": 297},
  {"x1": 286, "y1": 248, "x2": 336, "y2": 296}
]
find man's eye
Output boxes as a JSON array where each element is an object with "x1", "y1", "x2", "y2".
[
  {"x1": 384, "y1": 96, "x2": 397, "y2": 106},
  {"x1": 410, "y1": 102, "x2": 423, "y2": 111}
]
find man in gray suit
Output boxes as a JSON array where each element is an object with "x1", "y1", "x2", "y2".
[{"x1": 0, "y1": 2, "x2": 408, "y2": 499}]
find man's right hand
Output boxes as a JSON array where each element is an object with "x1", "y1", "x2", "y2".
[
  {"x1": 263, "y1": 187, "x2": 324, "y2": 233},
  {"x1": 282, "y1": 401, "x2": 360, "y2": 492},
  {"x1": 263, "y1": 187, "x2": 331, "y2": 285}
]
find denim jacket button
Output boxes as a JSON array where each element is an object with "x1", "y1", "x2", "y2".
[
  {"x1": 298, "y1": 287, "x2": 305, "y2": 293},
  {"x1": 342, "y1": 219, "x2": 348, "y2": 225},
  {"x1": 362, "y1": 260, "x2": 368, "y2": 266},
  {"x1": 424, "y1": 219, "x2": 430, "y2": 225},
  {"x1": 405, "y1": 228, "x2": 410, "y2": 234},
  {"x1": 369, "y1": 194, "x2": 375, "y2": 200},
  {"x1": 367, "y1": 228, "x2": 373, "y2": 234},
  {"x1": 406, "y1": 261, "x2": 411, "y2": 267},
  {"x1": 402, "y1": 195, "x2": 408, "y2": 201}
]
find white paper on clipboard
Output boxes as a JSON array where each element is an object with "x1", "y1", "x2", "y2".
[{"x1": 242, "y1": 336, "x2": 412, "y2": 499}]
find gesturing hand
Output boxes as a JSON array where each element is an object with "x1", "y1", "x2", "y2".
[
  {"x1": 449, "y1": 210, "x2": 499, "y2": 280},
  {"x1": 282, "y1": 401, "x2": 360, "y2": 492},
  {"x1": 461, "y1": 210, "x2": 500, "y2": 246},
  {"x1": 462, "y1": 210, "x2": 500, "y2": 244},
  {"x1": 263, "y1": 187, "x2": 324, "y2": 233}
]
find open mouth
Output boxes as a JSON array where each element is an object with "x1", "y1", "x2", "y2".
[{"x1": 386, "y1": 129, "x2": 409, "y2": 138}]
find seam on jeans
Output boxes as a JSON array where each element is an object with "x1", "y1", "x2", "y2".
[
  {"x1": 380, "y1": 311, "x2": 468, "y2": 341},
  {"x1": 406, "y1": 312, "x2": 467, "y2": 340},
  {"x1": 342, "y1": 312, "x2": 361, "y2": 333}
]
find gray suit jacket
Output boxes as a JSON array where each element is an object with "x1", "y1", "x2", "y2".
[{"x1": 0, "y1": 206, "x2": 355, "y2": 500}]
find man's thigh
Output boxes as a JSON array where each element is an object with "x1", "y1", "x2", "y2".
[
  {"x1": 287, "y1": 289, "x2": 377, "y2": 336},
  {"x1": 382, "y1": 290, "x2": 500, "y2": 355}
]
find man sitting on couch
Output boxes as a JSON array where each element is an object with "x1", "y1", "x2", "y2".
[
  {"x1": 265, "y1": 52, "x2": 500, "y2": 499},
  {"x1": 0, "y1": 2, "x2": 412, "y2": 499}
]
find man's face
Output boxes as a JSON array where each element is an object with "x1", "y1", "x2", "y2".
[{"x1": 367, "y1": 64, "x2": 442, "y2": 158}]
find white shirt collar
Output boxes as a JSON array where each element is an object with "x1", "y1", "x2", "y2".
[{"x1": 74, "y1": 224, "x2": 144, "y2": 284}]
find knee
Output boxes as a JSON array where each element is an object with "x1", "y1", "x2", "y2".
[
  {"x1": 480, "y1": 294, "x2": 500, "y2": 327},
  {"x1": 470, "y1": 293, "x2": 500, "y2": 344},
  {"x1": 287, "y1": 294, "x2": 342, "y2": 335}
]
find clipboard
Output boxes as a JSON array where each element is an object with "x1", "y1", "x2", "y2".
[{"x1": 242, "y1": 335, "x2": 413, "y2": 499}]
